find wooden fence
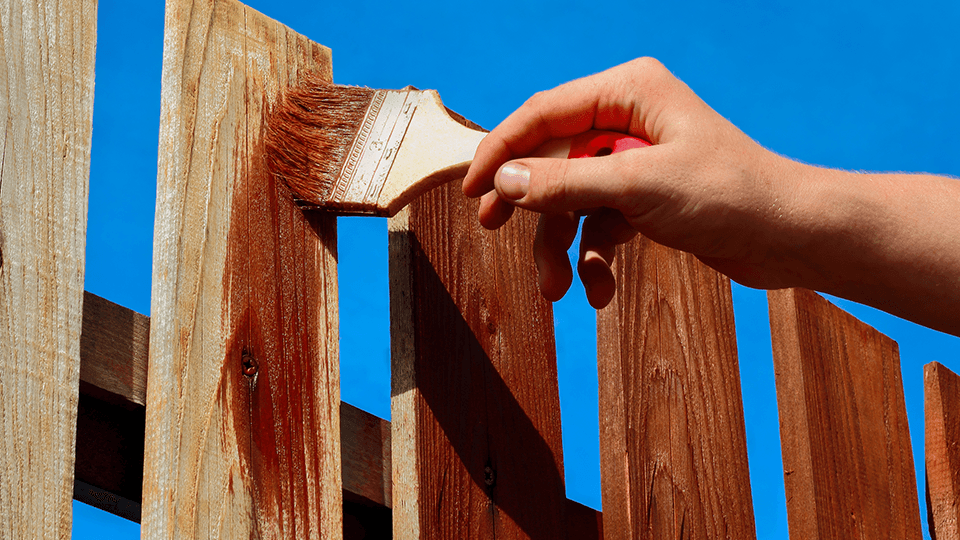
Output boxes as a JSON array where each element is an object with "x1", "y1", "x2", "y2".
[{"x1": 1, "y1": 0, "x2": 957, "y2": 538}]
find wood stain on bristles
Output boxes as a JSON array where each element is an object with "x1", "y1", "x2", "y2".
[{"x1": 265, "y1": 73, "x2": 374, "y2": 207}]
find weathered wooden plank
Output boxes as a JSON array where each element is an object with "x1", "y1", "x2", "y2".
[
  {"x1": 597, "y1": 236, "x2": 756, "y2": 539},
  {"x1": 768, "y1": 288, "x2": 921, "y2": 540},
  {"x1": 389, "y1": 180, "x2": 568, "y2": 538},
  {"x1": 143, "y1": 0, "x2": 340, "y2": 537},
  {"x1": 0, "y1": 1, "x2": 97, "y2": 537},
  {"x1": 925, "y1": 361, "x2": 960, "y2": 540}
]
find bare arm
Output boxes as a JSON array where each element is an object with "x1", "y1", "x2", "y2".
[{"x1": 462, "y1": 57, "x2": 960, "y2": 335}]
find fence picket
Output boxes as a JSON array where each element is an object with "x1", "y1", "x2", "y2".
[
  {"x1": 389, "y1": 180, "x2": 568, "y2": 538},
  {"x1": 143, "y1": 0, "x2": 341, "y2": 537},
  {"x1": 597, "y1": 236, "x2": 756, "y2": 539},
  {"x1": 768, "y1": 288, "x2": 921, "y2": 540},
  {"x1": 924, "y1": 361, "x2": 960, "y2": 539},
  {"x1": 0, "y1": 1, "x2": 97, "y2": 537}
]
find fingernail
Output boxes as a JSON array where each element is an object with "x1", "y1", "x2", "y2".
[{"x1": 497, "y1": 163, "x2": 530, "y2": 200}]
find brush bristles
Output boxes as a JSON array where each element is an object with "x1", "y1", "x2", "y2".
[{"x1": 265, "y1": 74, "x2": 375, "y2": 206}]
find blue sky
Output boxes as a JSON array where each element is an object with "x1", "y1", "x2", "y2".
[{"x1": 78, "y1": 0, "x2": 960, "y2": 538}]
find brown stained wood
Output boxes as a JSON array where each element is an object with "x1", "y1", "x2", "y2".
[
  {"x1": 77, "y1": 292, "x2": 603, "y2": 533},
  {"x1": 341, "y1": 401, "x2": 392, "y2": 508},
  {"x1": 79, "y1": 289, "x2": 602, "y2": 533},
  {"x1": 389, "y1": 180, "x2": 567, "y2": 538},
  {"x1": 74, "y1": 386, "x2": 145, "y2": 522},
  {"x1": 80, "y1": 291, "x2": 149, "y2": 406},
  {"x1": 597, "y1": 236, "x2": 755, "y2": 540},
  {"x1": 768, "y1": 288, "x2": 921, "y2": 540},
  {"x1": 925, "y1": 362, "x2": 960, "y2": 540},
  {"x1": 0, "y1": 1, "x2": 97, "y2": 538},
  {"x1": 144, "y1": 0, "x2": 340, "y2": 538},
  {"x1": 74, "y1": 292, "x2": 148, "y2": 521}
]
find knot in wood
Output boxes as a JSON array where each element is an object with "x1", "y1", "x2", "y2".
[
  {"x1": 241, "y1": 348, "x2": 258, "y2": 377},
  {"x1": 483, "y1": 466, "x2": 495, "y2": 487}
]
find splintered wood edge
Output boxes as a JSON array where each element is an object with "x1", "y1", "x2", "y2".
[{"x1": 75, "y1": 291, "x2": 602, "y2": 534}]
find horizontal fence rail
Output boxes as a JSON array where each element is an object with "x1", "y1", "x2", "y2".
[{"x1": 3, "y1": 0, "x2": 959, "y2": 539}]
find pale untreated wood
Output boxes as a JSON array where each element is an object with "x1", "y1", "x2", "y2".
[
  {"x1": 597, "y1": 236, "x2": 756, "y2": 539},
  {"x1": 925, "y1": 361, "x2": 960, "y2": 540},
  {"x1": 144, "y1": 0, "x2": 340, "y2": 537},
  {"x1": 0, "y1": 1, "x2": 97, "y2": 538},
  {"x1": 389, "y1": 180, "x2": 568, "y2": 538},
  {"x1": 769, "y1": 288, "x2": 921, "y2": 540}
]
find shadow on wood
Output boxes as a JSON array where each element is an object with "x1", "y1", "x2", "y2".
[{"x1": 390, "y1": 228, "x2": 568, "y2": 538}]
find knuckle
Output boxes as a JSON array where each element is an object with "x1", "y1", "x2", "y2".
[
  {"x1": 537, "y1": 159, "x2": 571, "y2": 208},
  {"x1": 626, "y1": 56, "x2": 670, "y2": 85},
  {"x1": 523, "y1": 90, "x2": 550, "y2": 110}
]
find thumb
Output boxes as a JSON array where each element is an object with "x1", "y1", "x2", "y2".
[{"x1": 494, "y1": 151, "x2": 649, "y2": 214}]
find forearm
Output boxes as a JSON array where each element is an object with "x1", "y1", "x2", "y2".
[{"x1": 774, "y1": 154, "x2": 960, "y2": 334}]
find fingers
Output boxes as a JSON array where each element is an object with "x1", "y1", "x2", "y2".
[
  {"x1": 529, "y1": 208, "x2": 637, "y2": 308},
  {"x1": 463, "y1": 82, "x2": 604, "y2": 200},
  {"x1": 533, "y1": 212, "x2": 579, "y2": 302},
  {"x1": 478, "y1": 190, "x2": 515, "y2": 230},
  {"x1": 578, "y1": 208, "x2": 637, "y2": 308},
  {"x1": 463, "y1": 57, "x2": 678, "y2": 202},
  {"x1": 491, "y1": 146, "x2": 664, "y2": 216}
]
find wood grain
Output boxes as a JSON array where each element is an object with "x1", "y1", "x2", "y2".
[
  {"x1": 76, "y1": 292, "x2": 603, "y2": 536},
  {"x1": 597, "y1": 236, "x2": 756, "y2": 540},
  {"x1": 925, "y1": 361, "x2": 960, "y2": 540},
  {"x1": 80, "y1": 291, "x2": 149, "y2": 406},
  {"x1": 389, "y1": 180, "x2": 568, "y2": 538},
  {"x1": 0, "y1": 1, "x2": 97, "y2": 538},
  {"x1": 143, "y1": 0, "x2": 341, "y2": 537},
  {"x1": 768, "y1": 288, "x2": 921, "y2": 540}
]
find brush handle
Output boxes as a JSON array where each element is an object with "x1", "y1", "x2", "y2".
[{"x1": 380, "y1": 90, "x2": 650, "y2": 216}]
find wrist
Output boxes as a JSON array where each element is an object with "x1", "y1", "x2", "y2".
[{"x1": 751, "y1": 151, "x2": 850, "y2": 291}]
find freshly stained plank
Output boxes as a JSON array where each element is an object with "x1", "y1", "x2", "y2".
[
  {"x1": 597, "y1": 236, "x2": 756, "y2": 539},
  {"x1": 389, "y1": 180, "x2": 568, "y2": 538},
  {"x1": 0, "y1": 1, "x2": 97, "y2": 538},
  {"x1": 143, "y1": 1, "x2": 340, "y2": 538},
  {"x1": 925, "y1": 362, "x2": 960, "y2": 540},
  {"x1": 768, "y1": 288, "x2": 921, "y2": 540}
]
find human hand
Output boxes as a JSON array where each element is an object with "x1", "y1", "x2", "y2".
[{"x1": 463, "y1": 57, "x2": 796, "y2": 308}]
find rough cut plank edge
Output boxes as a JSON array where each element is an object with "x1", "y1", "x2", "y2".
[
  {"x1": 0, "y1": 1, "x2": 97, "y2": 538},
  {"x1": 75, "y1": 291, "x2": 604, "y2": 535},
  {"x1": 925, "y1": 361, "x2": 960, "y2": 540},
  {"x1": 768, "y1": 288, "x2": 922, "y2": 540}
]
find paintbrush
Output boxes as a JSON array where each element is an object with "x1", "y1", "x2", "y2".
[{"x1": 265, "y1": 74, "x2": 649, "y2": 217}]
